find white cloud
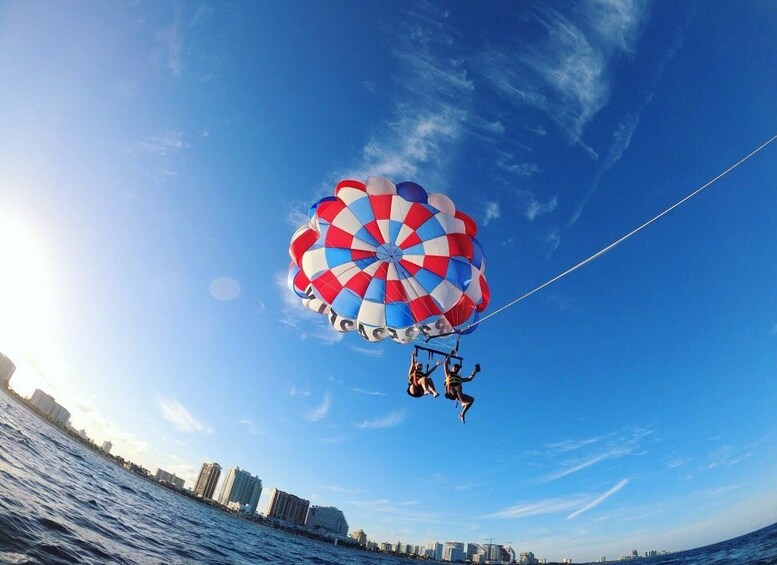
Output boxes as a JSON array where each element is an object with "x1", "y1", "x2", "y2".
[
  {"x1": 546, "y1": 433, "x2": 610, "y2": 453},
  {"x1": 353, "y1": 409, "x2": 406, "y2": 429},
  {"x1": 286, "y1": 202, "x2": 310, "y2": 229},
  {"x1": 540, "y1": 427, "x2": 652, "y2": 482},
  {"x1": 525, "y1": 194, "x2": 558, "y2": 221},
  {"x1": 350, "y1": 111, "x2": 466, "y2": 182},
  {"x1": 496, "y1": 153, "x2": 541, "y2": 177},
  {"x1": 349, "y1": 387, "x2": 386, "y2": 397},
  {"x1": 666, "y1": 455, "x2": 693, "y2": 469},
  {"x1": 341, "y1": 4, "x2": 472, "y2": 188},
  {"x1": 542, "y1": 451, "x2": 621, "y2": 482},
  {"x1": 306, "y1": 393, "x2": 332, "y2": 421},
  {"x1": 483, "y1": 201, "x2": 501, "y2": 226},
  {"x1": 238, "y1": 417, "x2": 284, "y2": 442},
  {"x1": 154, "y1": 395, "x2": 213, "y2": 434},
  {"x1": 566, "y1": 479, "x2": 629, "y2": 520},
  {"x1": 137, "y1": 131, "x2": 189, "y2": 156},
  {"x1": 274, "y1": 271, "x2": 344, "y2": 345},
  {"x1": 154, "y1": 10, "x2": 184, "y2": 76},
  {"x1": 347, "y1": 344, "x2": 384, "y2": 358},
  {"x1": 569, "y1": 113, "x2": 640, "y2": 226},
  {"x1": 289, "y1": 385, "x2": 311, "y2": 397},
  {"x1": 481, "y1": 1, "x2": 648, "y2": 146},
  {"x1": 485, "y1": 495, "x2": 588, "y2": 519}
]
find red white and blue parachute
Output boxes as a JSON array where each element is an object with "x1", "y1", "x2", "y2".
[{"x1": 288, "y1": 177, "x2": 490, "y2": 343}]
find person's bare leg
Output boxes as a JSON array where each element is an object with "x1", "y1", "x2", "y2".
[
  {"x1": 425, "y1": 378, "x2": 439, "y2": 398},
  {"x1": 459, "y1": 393, "x2": 474, "y2": 423}
]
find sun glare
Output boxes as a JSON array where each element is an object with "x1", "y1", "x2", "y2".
[{"x1": 0, "y1": 213, "x2": 54, "y2": 370}]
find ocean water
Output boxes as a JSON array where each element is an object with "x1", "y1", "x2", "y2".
[{"x1": 1, "y1": 389, "x2": 776, "y2": 565}]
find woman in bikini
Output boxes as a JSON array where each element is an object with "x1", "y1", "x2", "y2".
[
  {"x1": 444, "y1": 352, "x2": 480, "y2": 423},
  {"x1": 407, "y1": 352, "x2": 441, "y2": 398}
]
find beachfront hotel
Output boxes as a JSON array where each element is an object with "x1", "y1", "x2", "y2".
[
  {"x1": 194, "y1": 462, "x2": 221, "y2": 499},
  {"x1": 265, "y1": 488, "x2": 310, "y2": 525},
  {"x1": 217, "y1": 467, "x2": 263, "y2": 514},
  {"x1": 29, "y1": 389, "x2": 71, "y2": 426}
]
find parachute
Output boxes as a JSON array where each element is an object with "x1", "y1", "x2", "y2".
[{"x1": 288, "y1": 177, "x2": 490, "y2": 344}]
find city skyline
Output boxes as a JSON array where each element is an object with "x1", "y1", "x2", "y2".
[{"x1": 2, "y1": 1, "x2": 777, "y2": 562}]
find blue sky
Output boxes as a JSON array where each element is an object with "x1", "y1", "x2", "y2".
[{"x1": 1, "y1": 1, "x2": 777, "y2": 561}]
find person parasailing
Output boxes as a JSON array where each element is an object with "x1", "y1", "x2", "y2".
[
  {"x1": 407, "y1": 351, "x2": 442, "y2": 398},
  {"x1": 444, "y1": 350, "x2": 480, "y2": 423}
]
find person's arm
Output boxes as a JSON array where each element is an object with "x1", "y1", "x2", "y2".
[
  {"x1": 444, "y1": 350, "x2": 454, "y2": 372},
  {"x1": 424, "y1": 360, "x2": 442, "y2": 377},
  {"x1": 462, "y1": 363, "x2": 480, "y2": 382}
]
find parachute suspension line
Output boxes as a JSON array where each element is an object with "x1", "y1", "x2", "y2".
[{"x1": 467, "y1": 133, "x2": 777, "y2": 332}]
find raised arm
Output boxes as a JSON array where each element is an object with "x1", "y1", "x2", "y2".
[
  {"x1": 444, "y1": 350, "x2": 454, "y2": 372},
  {"x1": 424, "y1": 359, "x2": 442, "y2": 377},
  {"x1": 461, "y1": 363, "x2": 480, "y2": 382}
]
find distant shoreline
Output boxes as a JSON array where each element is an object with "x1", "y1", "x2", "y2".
[{"x1": 0, "y1": 386, "x2": 425, "y2": 562}]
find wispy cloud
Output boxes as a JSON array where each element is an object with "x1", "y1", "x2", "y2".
[
  {"x1": 347, "y1": 344, "x2": 384, "y2": 358},
  {"x1": 539, "y1": 427, "x2": 651, "y2": 482},
  {"x1": 154, "y1": 395, "x2": 212, "y2": 434},
  {"x1": 289, "y1": 385, "x2": 311, "y2": 397},
  {"x1": 543, "y1": 451, "x2": 621, "y2": 482},
  {"x1": 524, "y1": 193, "x2": 558, "y2": 221},
  {"x1": 274, "y1": 271, "x2": 344, "y2": 345},
  {"x1": 341, "y1": 4, "x2": 472, "y2": 188},
  {"x1": 347, "y1": 497, "x2": 445, "y2": 524},
  {"x1": 153, "y1": 9, "x2": 184, "y2": 76},
  {"x1": 306, "y1": 393, "x2": 332, "y2": 422},
  {"x1": 485, "y1": 495, "x2": 588, "y2": 519},
  {"x1": 666, "y1": 455, "x2": 693, "y2": 469},
  {"x1": 545, "y1": 433, "x2": 611, "y2": 453},
  {"x1": 137, "y1": 131, "x2": 190, "y2": 156},
  {"x1": 496, "y1": 153, "x2": 541, "y2": 177},
  {"x1": 323, "y1": 485, "x2": 364, "y2": 495},
  {"x1": 568, "y1": 113, "x2": 639, "y2": 226},
  {"x1": 771, "y1": 323, "x2": 777, "y2": 335},
  {"x1": 353, "y1": 409, "x2": 406, "y2": 429},
  {"x1": 349, "y1": 387, "x2": 386, "y2": 397},
  {"x1": 567, "y1": 20, "x2": 685, "y2": 228},
  {"x1": 566, "y1": 479, "x2": 629, "y2": 520},
  {"x1": 238, "y1": 417, "x2": 283, "y2": 442},
  {"x1": 483, "y1": 201, "x2": 501, "y2": 226},
  {"x1": 486, "y1": 478, "x2": 629, "y2": 521},
  {"x1": 703, "y1": 444, "x2": 757, "y2": 471},
  {"x1": 480, "y1": 1, "x2": 649, "y2": 148}
]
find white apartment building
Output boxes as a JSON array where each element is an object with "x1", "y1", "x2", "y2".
[{"x1": 218, "y1": 467, "x2": 263, "y2": 514}]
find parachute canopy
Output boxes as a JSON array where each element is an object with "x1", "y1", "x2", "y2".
[{"x1": 288, "y1": 177, "x2": 490, "y2": 343}]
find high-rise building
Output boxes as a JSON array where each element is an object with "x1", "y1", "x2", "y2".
[
  {"x1": 194, "y1": 462, "x2": 221, "y2": 499},
  {"x1": 350, "y1": 529, "x2": 367, "y2": 546},
  {"x1": 217, "y1": 467, "x2": 263, "y2": 514},
  {"x1": 466, "y1": 543, "x2": 482, "y2": 559},
  {"x1": 29, "y1": 389, "x2": 71, "y2": 425},
  {"x1": 156, "y1": 468, "x2": 185, "y2": 489},
  {"x1": 305, "y1": 505, "x2": 348, "y2": 536},
  {"x1": 101, "y1": 441, "x2": 113, "y2": 454},
  {"x1": 427, "y1": 542, "x2": 443, "y2": 561},
  {"x1": 0, "y1": 352, "x2": 15, "y2": 387},
  {"x1": 265, "y1": 488, "x2": 309, "y2": 525}
]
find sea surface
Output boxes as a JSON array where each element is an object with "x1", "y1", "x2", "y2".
[{"x1": 1, "y1": 389, "x2": 776, "y2": 565}]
